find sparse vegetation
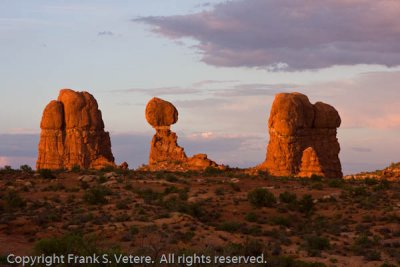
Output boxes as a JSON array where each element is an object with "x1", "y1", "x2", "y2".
[
  {"x1": 83, "y1": 186, "x2": 112, "y2": 205},
  {"x1": 0, "y1": 168, "x2": 399, "y2": 266},
  {"x1": 3, "y1": 190, "x2": 26, "y2": 211},
  {"x1": 248, "y1": 188, "x2": 276, "y2": 207},
  {"x1": 38, "y1": 168, "x2": 55, "y2": 179}
]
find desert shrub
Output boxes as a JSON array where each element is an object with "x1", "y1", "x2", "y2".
[
  {"x1": 164, "y1": 186, "x2": 180, "y2": 195},
  {"x1": 364, "y1": 177, "x2": 378, "y2": 186},
  {"x1": 83, "y1": 186, "x2": 112, "y2": 205},
  {"x1": 216, "y1": 221, "x2": 242, "y2": 233},
  {"x1": 229, "y1": 182, "x2": 241, "y2": 192},
  {"x1": 257, "y1": 170, "x2": 271, "y2": 179},
  {"x1": 310, "y1": 174, "x2": 323, "y2": 181},
  {"x1": 241, "y1": 239, "x2": 264, "y2": 256},
  {"x1": 328, "y1": 179, "x2": 344, "y2": 188},
  {"x1": 100, "y1": 165, "x2": 116, "y2": 172},
  {"x1": 303, "y1": 235, "x2": 330, "y2": 256},
  {"x1": 248, "y1": 188, "x2": 276, "y2": 208},
  {"x1": 298, "y1": 194, "x2": 314, "y2": 215},
  {"x1": 129, "y1": 225, "x2": 139, "y2": 236},
  {"x1": 80, "y1": 181, "x2": 89, "y2": 190},
  {"x1": 270, "y1": 215, "x2": 291, "y2": 227},
  {"x1": 364, "y1": 250, "x2": 381, "y2": 261},
  {"x1": 20, "y1": 164, "x2": 33, "y2": 173},
  {"x1": 204, "y1": 166, "x2": 222, "y2": 176},
  {"x1": 279, "y1": 191, "x2": 297, "y2": 204},
  {"x1": 38, "y1": 169, "x2": 55, "y2": 179},
  {"x1": 373, "y1": 180, "x2": 391, "y2": 191},
  {"x1": 215, "y1": 187, "x2": 225, "y2": 196},
  {"x1": 350, "y1": 186, "x2": 368, "y2": 197},
  {"x1": 134, "y1": 188, "x2": 163, "y2": 204},
  {"x1": 116, "y1": 199, "x2": 129, "y2": 209},
  {"x1": 245, "y1": 212, "x2": 258, "y2": 222},
  {"x1": 0, "y1": 165, "x2": 15, "y2": 174},
  {"x1": 165, "y1": 173, "x2": 179, "y2": 182},
  {"x1": 4, "y1": 190, "x2": 26, "y2": 211},
  {"x1": 33, "y1": 233, "x2": 123, "y2": 266},
  {"x1": 71, "y1": 165, "x2": 81, "y2": 173},
  {"x1": 351, "y1": 233, "x2": 378, "y2": 255}
]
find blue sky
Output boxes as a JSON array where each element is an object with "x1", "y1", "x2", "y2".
[{"x1": 1, "y1": 0, "x2": 400, "y2": 173}]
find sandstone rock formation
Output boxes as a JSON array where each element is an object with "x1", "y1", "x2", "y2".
[
  {"x1": 36, "y1": 89, "x2": 115, "y2": 170},
  {"x1": 145, "y1": 97, "x2": 219, "y2": 171},
  {"x1": 344, "y1": 162, "x2": 400, "y2": 181},
  {"x1": 259, "y1": 92, "x2": 342, "y2": 178}
]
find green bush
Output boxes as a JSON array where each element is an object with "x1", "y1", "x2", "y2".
[
  {"x1": 38, "y1": 169, "x2": 55, "y2": 179},
  {"x1": 134, "y1": 188, "x2": 163, "y2": 204},
  {"x1": 20, "y1": 164, "x2": 33, "y2": 173},
  {"x1": 279, "y1": 191, "x2": 297, "y2": 204},
  {"x1": 248, "y1": 188, "x2": 276, "y2": 208},
  {"x1": 33, "y1": 233, "x2": 123, "y2": 266},
  {"x1": 83, "y1": 186, "x2": 112, "y2": 205},
  {"x1": 298, "y1": 194, "x2": 314, "y2": 215},
  {"x1": 303, "y1": 235, "x2": 330, "y2": 256},
  {"x1": 71, "y1": 165, "x2": 81, "y2": 173},
  {"x1": 245, "y1": 212, "x2": 258, "y2": 222},
  {"x1": 352, "y1": 233, "x2": 378, "y2": 255},
  {"x1": 310, "y1": 174, "x2": 323, "y2": 181},
  {"x1": 4, "y1": 190, "x2": 26, "y2": 211},
  {"x1": 270, "y1": 215, "x2": 291, "y2": 227},
  {"x1": 328, "y1": 179, "x2": 344, "y2": 188},
  {"x1": 204, "y1": 166, "x2": 222, "y2": 176},
  {"x1": 217, "y1": 221, "x2": 243, "y2": 233}
]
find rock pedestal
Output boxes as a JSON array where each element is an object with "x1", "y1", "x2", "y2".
[
  {"x1": 36, "y1": 89, "x2": 115, "y2": 170},
  {"x1": 259, "y1": 92, "x2": 342, "y2": 178}
]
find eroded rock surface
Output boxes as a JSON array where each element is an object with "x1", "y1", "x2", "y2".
[
  {"x1": 37, "y1": 89, "x2": 115, "y2": 170},
  {"x1": 259, "y1": 92, "x2": 342, "y2": 178}
]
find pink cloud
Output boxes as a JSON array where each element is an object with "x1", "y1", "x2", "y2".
[{"x1": 135, "y1": 0, "x2": 400, "y2": 70}]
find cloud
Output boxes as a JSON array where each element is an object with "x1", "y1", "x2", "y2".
[
  {"x1": 134, "y1": 0, "x2": 400, "y2": 70},
  {"x1": 98, "y1": 31, "x2": 114, "y2": 36}
]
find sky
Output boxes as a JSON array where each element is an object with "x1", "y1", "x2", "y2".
[{"x1": 1, "y1": 0, "x2": 400, "y2": 174}]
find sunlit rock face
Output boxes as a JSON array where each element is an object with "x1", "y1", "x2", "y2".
[
  {"x1": 259, "y1": 92, "x2": 342, "y2": 178},
  {"x1": 37, "y1": 89, "x2": 115, "y2": 170}
]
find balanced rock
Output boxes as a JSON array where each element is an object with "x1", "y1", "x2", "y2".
[
  {"x1": 259, "y1": 92, "x2": 342, "y2": 178},
  {"x1": 146, "y1": 98, "x2": 187, "y2": 168},
  {"x1": 36, "y1": 89, "x2": 115, "y2": 170},
  {"x1": 145, "y1": 97, "x2": 219, "y2": 171},
  {"x1": 145, "y1": 97, "x2": 178, "y2": 128}
]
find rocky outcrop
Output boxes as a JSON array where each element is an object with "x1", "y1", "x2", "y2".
[
  {"x1": 344, "y1": 162, "x2": 400, "y2": 181},
  {"x1": 145, "y1": 97, "x2": 220, "y2": 171},
  {"x1": 259, "y1": 92, "x2": 342, "y2": 178},
  {"x1": 36, "y1": 89, "x2": 115, "y2": 170},
  {"x1": 298, "y1": 147, "x2": 324, "y2": 177}
]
